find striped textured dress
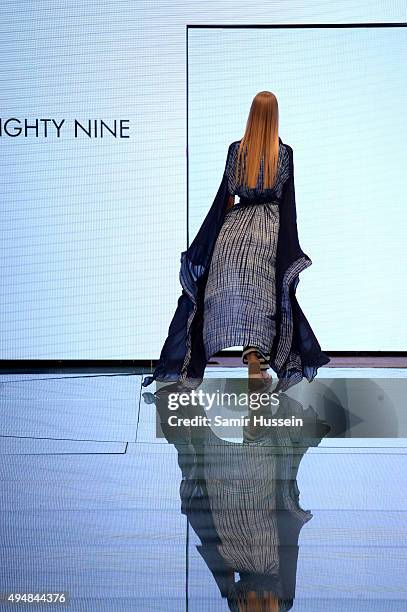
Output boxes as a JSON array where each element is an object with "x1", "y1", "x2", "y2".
[{"x1": 203, "y1": 140, "x2": 290, "y2": 367}]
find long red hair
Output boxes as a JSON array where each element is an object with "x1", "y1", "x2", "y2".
[{"x1": 235, "y1": 91, "x2": 280, "y2": 189}]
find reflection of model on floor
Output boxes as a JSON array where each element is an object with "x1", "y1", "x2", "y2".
[{"x1": 151, "y1": 387, "x2": 331, "y2": 611}]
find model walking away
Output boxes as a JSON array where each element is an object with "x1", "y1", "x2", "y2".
[{"x1": 142, "y1": 91, "x2": 330, "y2": 393}]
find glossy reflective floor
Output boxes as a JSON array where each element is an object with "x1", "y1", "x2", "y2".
[{"x1": 0, "y1": 368, "x2": 406, "y2": 611}]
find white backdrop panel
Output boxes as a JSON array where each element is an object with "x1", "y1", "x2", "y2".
[{"x1": 189, "y1": 26, "x2": 407, "y2": 351}]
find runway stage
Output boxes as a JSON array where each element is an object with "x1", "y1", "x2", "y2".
[{"x1": 0, "y1": 365, "x2": 406, "y2": 611}]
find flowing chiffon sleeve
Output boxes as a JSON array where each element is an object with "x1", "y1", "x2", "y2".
[
  {"x1": 179, "y1": 143, "x2": 234, "y2": 298},
  {"x1": 273, "y1": 145, "x2": 331, "y2": 391},
  {"x1": 141, "y1": 143, "x2": 234, "y2": 388}
]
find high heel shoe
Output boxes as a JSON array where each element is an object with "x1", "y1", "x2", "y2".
[
  {"x1": 248, "y1": 360, "x2": 262, "y2": 377},
  {"x1": 248, "y1": 360, "x2": 266, "y2": 391}
]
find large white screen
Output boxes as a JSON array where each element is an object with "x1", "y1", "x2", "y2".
[
  {"x1": 1, "y1": 10, "x2": 405, "y2": 359},
  {"x1": 188, "y1": 26, "x2": 407, "y2": 351}
]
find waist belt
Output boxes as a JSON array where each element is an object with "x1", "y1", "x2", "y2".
[{"x1": 238, "y1": 196, "x2": 280, "y2": 206}]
